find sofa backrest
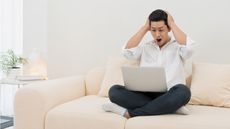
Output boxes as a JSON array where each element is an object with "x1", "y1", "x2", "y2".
[
  {"x1": 85, "y1": 66, "x2": 192, "y2": 96},
  {"x1": 85, "y1": 66, "x2": 105, "y2": 95},
  {"x1": 84, "y1": 58, "x2": 193, "y2": 96}
]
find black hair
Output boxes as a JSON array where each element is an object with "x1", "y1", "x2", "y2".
[{"x1": 148, "y1": 9, "x2": 169, "y2": 29}]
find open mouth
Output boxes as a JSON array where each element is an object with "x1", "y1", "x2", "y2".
[{"x1": 156, "y1": 38, "x2": 162, "y2": 43}]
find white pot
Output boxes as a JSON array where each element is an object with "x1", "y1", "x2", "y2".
[{"x1": 7, "y1": 68, "x2": 22, "y2": 80}]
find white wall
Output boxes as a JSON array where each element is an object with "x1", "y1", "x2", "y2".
[
  {"x1": 23, "y1": 0, "x2": 47, "y2": 59},
  {"x1": 24, "y1": 0, "x2": 230, "y2": 79}
]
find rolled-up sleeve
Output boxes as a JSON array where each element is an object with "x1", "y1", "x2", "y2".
[
  {"x1": 179, "y1": 37, "x2": 195, "y2": 60},
  {"x1": 121, "y1": 44, "x2": 143, "y2": 60}
]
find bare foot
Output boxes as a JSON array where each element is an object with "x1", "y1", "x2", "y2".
[{"x1": 124, "y1": 111, "x2": 131, "y2": 119}]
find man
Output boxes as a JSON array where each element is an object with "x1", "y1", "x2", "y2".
[{"x1": 103, "y1": 9, "x2": 194, "y2": 118}]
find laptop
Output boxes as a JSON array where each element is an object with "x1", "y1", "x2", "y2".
[{"x1": 121, "y1": 66, "x2": 167, "y2": 92}]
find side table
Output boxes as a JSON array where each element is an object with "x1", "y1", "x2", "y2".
[{"x1": 0, "y1": 78, "x2": 45, "y2": 129}]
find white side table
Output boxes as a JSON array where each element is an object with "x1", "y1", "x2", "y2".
[
  {"x1": 0, "y1": 78, "x2": 45, "y2": 116},
  {"x1": 0, "y1": 78, "x2": 29, "y2": 88},
  {"x1": 0, "y1": 78, "x2": 45, "y2": 128}
]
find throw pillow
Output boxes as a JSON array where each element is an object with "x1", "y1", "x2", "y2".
[
  {"x1": 189, "y1": 63, "x2": 230, "y2": 107},
  {"x1": 98, "y1": 57, "x2": 139, "y2": 97}
]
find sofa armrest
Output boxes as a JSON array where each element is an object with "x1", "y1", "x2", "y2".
[{"x1": 14, "y1": 76, "x2": 85, "y2": 129}]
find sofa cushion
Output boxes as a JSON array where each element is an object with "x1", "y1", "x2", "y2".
[
  {"x1": 85, "y1": 67, "x2": 105, "y2": 95},
  {"x1": 126, "y1": 105, "x2": 230, "y2": 129},
  {"x1": 98, "y1": 57, "x2": 139, "y2": 97},
  {"x1": 45, "y1": 95, "x2": 127, "y2": 129},
  {"x1": 189, "y1": 63, "x2": 230, "y2": 107}
]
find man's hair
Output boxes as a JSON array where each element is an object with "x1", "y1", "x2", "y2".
[{"x1": 148, "y1": 9, "x2": 169, "y2": 29}]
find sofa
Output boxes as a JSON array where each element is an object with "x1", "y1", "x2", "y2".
[{"x1": 14, "y1": 57, "x2": 230, "y2": 129}]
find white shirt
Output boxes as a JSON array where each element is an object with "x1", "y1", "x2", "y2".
[{"x1": 122, "y1": 37, "x2": 195, "y2": 89}]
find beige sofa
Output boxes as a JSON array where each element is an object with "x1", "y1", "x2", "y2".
[{"x1": 14, "y1": 59, "x2": 230, "y2": 129}]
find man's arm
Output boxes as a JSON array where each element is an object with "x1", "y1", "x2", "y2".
[
  {"x1": 125, "y1": 20, "x2": 150, "y2": 49},
  {"x1": 167, "y1": 12, "x2": 187, "y2": 45}
]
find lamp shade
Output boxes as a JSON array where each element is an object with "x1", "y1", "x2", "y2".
[{"x1": 27, "y1": 49, "x2": 47, "y2": 79}]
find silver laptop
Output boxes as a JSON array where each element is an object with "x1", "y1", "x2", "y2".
[{"x1": 121, "y1": 66, "x2": 167, "y2": 92}]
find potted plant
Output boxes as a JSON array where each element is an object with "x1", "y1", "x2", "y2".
[{"x1": 0, "y1": 49, "x2": 27, "y2": 78}]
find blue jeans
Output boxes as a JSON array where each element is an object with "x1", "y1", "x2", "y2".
[{"x1": 108, "y1": 84, "x2": 191, "y2": 117}]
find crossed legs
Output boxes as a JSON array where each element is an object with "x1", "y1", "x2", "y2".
[{"x1": 107, "y1": 84, "x2": 191, "y2": 117}]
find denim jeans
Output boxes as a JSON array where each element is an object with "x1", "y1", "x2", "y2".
[{"x1": 108, "y1": 84, "x2": 191, "y2": 117}]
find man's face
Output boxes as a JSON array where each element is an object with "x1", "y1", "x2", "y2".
[{"x1": 150, "y1": 21, "x2": 170, "y2": 48}]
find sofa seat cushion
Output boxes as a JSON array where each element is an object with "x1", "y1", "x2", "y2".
[
  {"x1": 45, "y1": 95, "x2": 127, "y2": 129},
  {"x1": 126, "y1": 105, "x2": 230, "y2": 129}
]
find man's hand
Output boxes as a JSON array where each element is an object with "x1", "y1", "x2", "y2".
[
  {"x1": 165, "y1": 11, "x2": 187, "y2": 45},
  {"x1": 166, "y1": 11, "x2": 174, "y2": 28},
  {"x1": 144, "y1": 19, "x2": 150, "y2": 31}
]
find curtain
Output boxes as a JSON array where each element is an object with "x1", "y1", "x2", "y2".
[
  {"x1": 0, "y1": 0, "x2": 23, "y2": 53},
  {"x1": 0, "y1": 0, "x2": 23, "y2": 116}
]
